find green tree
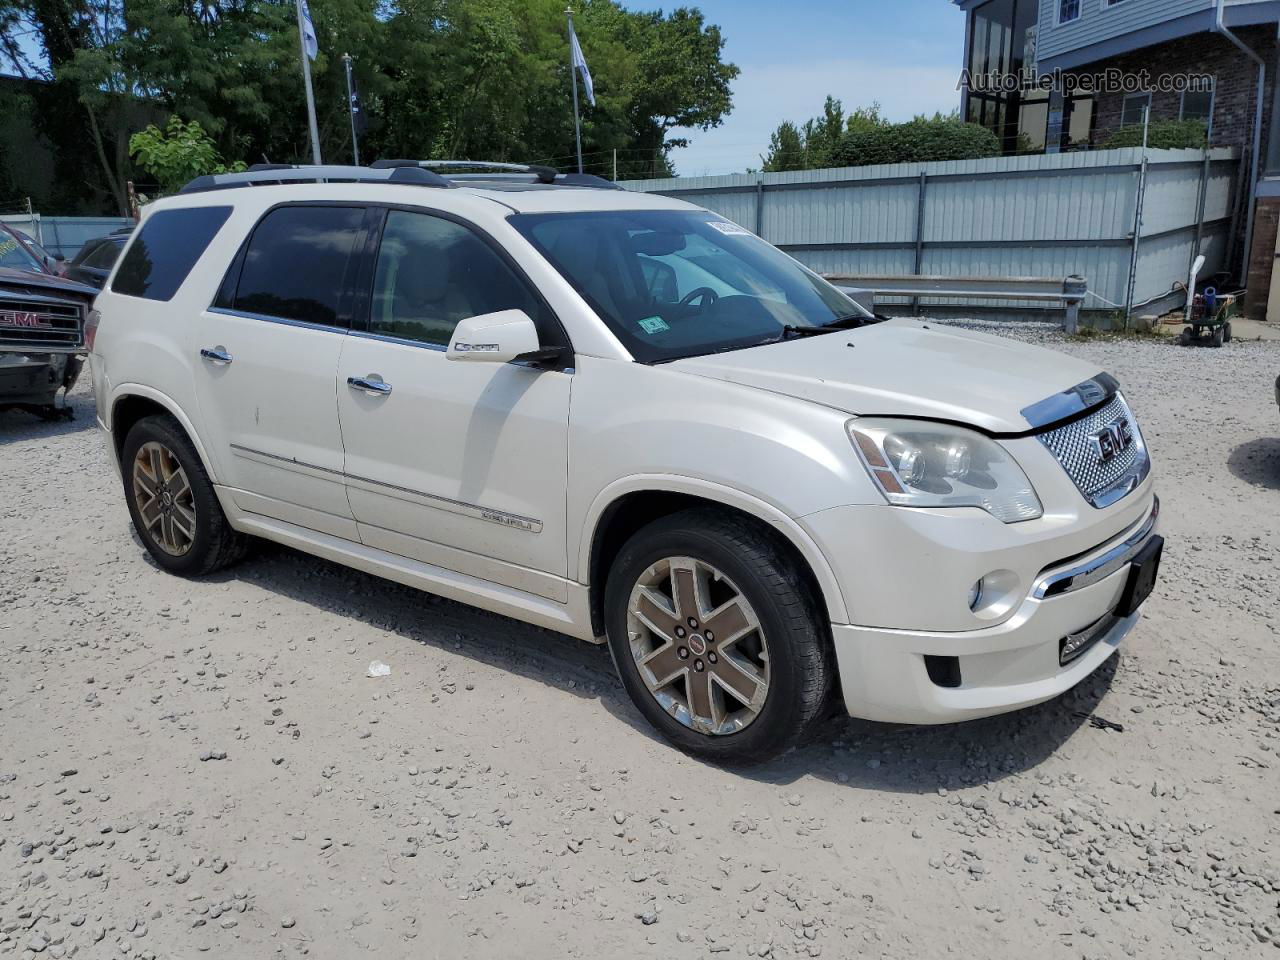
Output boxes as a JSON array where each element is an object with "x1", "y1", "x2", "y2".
[
  {"x1": 2, "y1": 0, "x2": 739, "y2": 211},
  {"x1": 762, "y1": 98, "x2": 889, "y2": 172},
  {"x1": 128, "y1": 116, "x2": 246, "y2": 194},
  {"x1": 845, "y1": 102, "x2": 888, "y2": 135},
  {"x1": 761, "y1": 121, "x2": 806, "y2": 172}
]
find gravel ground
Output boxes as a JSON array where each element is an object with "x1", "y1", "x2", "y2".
[{"x1": 2, "y1": 325, "x2": 1279, "y2": 960}]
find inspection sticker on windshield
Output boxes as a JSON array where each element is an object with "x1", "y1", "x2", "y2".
[
  {"x1": 706, "y1": 219, "x2": 752, "y2": 237},
  {"x1": 638, "y1": 315, "x2": 670, "y2": 335}
]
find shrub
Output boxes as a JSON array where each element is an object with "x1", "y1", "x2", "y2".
[
  {"x1": 834, "y1": 116, "x2": 1001, "y2": 167},
  {"x1": 128, "y1": 116, "x2": 246, "y2": 195},
  {"x1": 1102, "y1": 119, "x2": 1208, "y2": 150}
]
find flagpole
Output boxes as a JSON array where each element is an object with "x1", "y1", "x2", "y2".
[
  {"x1": 295, "y1": 0, "x2": 322, "y2": 165},
  {"x1": 566, "y1": 6, "x2": 583, "y2": 173},
  {"x1": 342, "y1": 52, "x2": 360, "y2": 166}
]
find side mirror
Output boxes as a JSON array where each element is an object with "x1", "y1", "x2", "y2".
[{"x1": 446, "y1": 309, "x2": 541, "y2": 363}]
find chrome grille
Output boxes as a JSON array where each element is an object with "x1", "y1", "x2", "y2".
[
  {"x1": 0, "y1": 294, "x2": 84, "y2": 352},
  {"x1": 1037, "y1": 393, "x2": 1149, "y2": 509}
]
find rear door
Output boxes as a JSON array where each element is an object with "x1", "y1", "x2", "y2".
[
  {"x1": 335, "y1": 206, "x2": 573, "y2": 598},
  {"x1": 190, "y1": 204, "x2": 372, "y2": 538}
]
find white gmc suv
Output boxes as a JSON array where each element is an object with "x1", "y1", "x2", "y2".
[{"x1": 89, "y1": 161, "x2": 1162, "y2": 763}]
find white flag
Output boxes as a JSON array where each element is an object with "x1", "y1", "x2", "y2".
[
  {"x1": 569, "y1": 22, "x2": 595, "y2": 107},
  {"x1": 299, "y1": 0, "x2": 318, "y2": 61}
]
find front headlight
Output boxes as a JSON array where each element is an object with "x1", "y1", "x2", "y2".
[{"x1": 848, "y1": 418, "x2": 1042, "y2": 523}]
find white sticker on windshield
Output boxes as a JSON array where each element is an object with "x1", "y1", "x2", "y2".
[
  {"x1": 638, "y1": 315, "x2": 670, "y2": 335},
  {"x1": 706, "y1": 219, "x2": 753, "y2": 237}
]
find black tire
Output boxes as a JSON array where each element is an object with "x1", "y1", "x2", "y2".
[
  {"x1": 1179, "y1": 326, "x2": 1193, "y2": 346},
  {"x1": 1211, "y1": 324, "x2": 1225, "y2": 348},
  {"x1": 603, "y1": 508, "x2": 833, "y2": 764},
  {"x1": 1223, "y1": 321, "x2": 1232, "y2": 343},
  {"x1": 121, "y1": 414, "x2": 249, "y2": 576}
]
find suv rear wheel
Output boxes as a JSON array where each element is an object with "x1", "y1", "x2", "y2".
[
  {"x1": 604, "y1": 508, "x2": 833, "y2": 763},
  {"x1": 121, "y1": 414, "x2": 248, "y2": 576}
]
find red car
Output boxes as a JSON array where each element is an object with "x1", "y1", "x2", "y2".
[{"x1": 0, "y1": 222, "x2": 64, "y2": 276}]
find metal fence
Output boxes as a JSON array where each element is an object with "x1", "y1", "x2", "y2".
[
  {"x1": 0, "y1": 214, "x2": 134, "y2": 260},
  {"x1": 622, "y1": 147, "x2": 1242, "y2": 318}
]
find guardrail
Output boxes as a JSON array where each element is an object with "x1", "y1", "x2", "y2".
[{"x1": 824, "y1": 274, "x2": 1089, "y2": 333}]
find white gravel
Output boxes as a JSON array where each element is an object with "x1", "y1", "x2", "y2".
[{"x1": 2, "y1": 325, "x2": 1278, "y2": 959}]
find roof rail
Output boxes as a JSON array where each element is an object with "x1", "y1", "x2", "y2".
[
  {"x1": 372, "y1": 159, "x2": 559, "y2": 184},
  {"x1": 550, "y1": 172, "x2": 623, "y2": 190},
  {"x1": 179, "y1": 164, "x2": 451, "y2": 194},
  {"x1": 368, "y1": 159, "x2": 623, "y2": 190}
]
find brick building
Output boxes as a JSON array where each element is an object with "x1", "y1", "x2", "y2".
[{"x1": 952, "y1": 0, "x2": 1280, "y2": 319}]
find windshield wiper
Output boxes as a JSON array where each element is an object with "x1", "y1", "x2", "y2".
[
  {"x1": 824, "y1": 312, "x2": 881, "y2": 329},
  {"x1": 780, "y1": 323, "x2": 832, "y2": 339},
  {"x1": 780, "y1": 314, "x2": 876, "y2": 339}
]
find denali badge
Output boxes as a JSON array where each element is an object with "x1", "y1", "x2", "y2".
[
  {"x1": 1091, "y1": 418, "x2": 1133, "y2": 463},
  {"x1": 0, "y1": 310, "x2": 52, "y2": 329}
]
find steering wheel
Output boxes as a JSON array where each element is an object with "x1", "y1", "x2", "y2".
[{"x1": 679, "y1": 287, "x2": 720, "y2": 310}]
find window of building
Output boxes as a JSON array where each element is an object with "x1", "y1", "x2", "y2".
[
  {"x1": 231, "y1": 206, "x2": 365, "y2": 329},
  {"x1": 1058, "y1": 0, "x2": 1080, "y2": 25},
  {"x1": 113, "y1": 207, "x2": 232, "y2": 302},
  {"x1": 369, "y1": 210, "x2": 546, "y2": 348},
  {"x1": 1063, "y1": 96, "x2": 1096, "y2": 150},
  {"x1": 1121, "y1": 93, "x2": 1152, "y2": 128},
  {"x1": 965, "y1": 0, "x2": 1049, "y2": 154},
  {"x1": 1181, "y1": 89, "x2": 1214, "y2": 123}
]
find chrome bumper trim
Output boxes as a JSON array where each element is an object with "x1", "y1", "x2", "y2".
[{"x1": 1032, "y1": 495, "x2": 1160, "y2": 600}]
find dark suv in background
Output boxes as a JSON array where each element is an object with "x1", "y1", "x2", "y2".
[{"x1": 63, "y1": 230, "x2": 131, "y2": 289}]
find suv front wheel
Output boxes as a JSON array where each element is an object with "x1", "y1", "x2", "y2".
[
  {"x1": 604, "y1": 509, "x2": 833, "y2": 763},
  {"x1": 121, "y1": 414, "x2": 249, "y2": 576}
]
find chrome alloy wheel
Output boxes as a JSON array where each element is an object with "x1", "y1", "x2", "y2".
[
  {"x1": 131, "y1": 441, "x2": 196, "y2": 556},
  {"x1": 626, "y1": 556, "x2": 770, "y2": 736}
]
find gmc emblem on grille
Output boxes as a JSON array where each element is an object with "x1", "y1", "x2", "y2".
[
  {"x1": 0, "y1": 310, "x2": 52, "y2": 329},
  {"x1": 1092, "y1": 418, "x2": 1133, "y2": 463}
]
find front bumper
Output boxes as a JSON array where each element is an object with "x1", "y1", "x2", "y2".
[
  {"x1": 0, "y1": 352, "x2": 83, "y2": 406},
  {"x1": 823, "y1": 494, "x2": 1161, "y2": 724}
]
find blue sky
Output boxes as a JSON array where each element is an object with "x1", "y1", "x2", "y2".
[{"x1": 637, "y1": 0, "x2": 967, "y2": 176}]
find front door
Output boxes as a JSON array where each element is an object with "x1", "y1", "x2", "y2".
[
  {"x1": 190, "y1": 204, "x2": 370, "y2": 536},
  {"x1": 335, "y1": 208, "x2": 572, "y2": 599}
]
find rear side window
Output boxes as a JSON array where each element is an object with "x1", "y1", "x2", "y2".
[
  {"x1": 113, "y1": 206, "x2": 232, "y2": 301},
  {"x1": 82, "y1": 241, "x2": 122, "y2": 269},
  {"x1": 230, "y1": 206, "x2": 365, "y2": 329}
]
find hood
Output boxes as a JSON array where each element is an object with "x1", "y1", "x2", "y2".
[
  {"x1": 668, "y1": 319, "x2": 1104, "y2": 434},
  {"x1": 0, "y1": 266, "x2": 97, "y2": 302}
]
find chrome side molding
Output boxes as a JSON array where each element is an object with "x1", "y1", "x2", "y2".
[{"x1": 229, "y1": 442, "x2": 542, "y2": 533}]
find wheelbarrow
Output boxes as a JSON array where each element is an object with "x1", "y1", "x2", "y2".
[{"x1": 1179, "y1": 287, "x2": 1236, "y2": 347}]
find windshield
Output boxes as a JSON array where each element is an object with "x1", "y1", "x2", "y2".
[
  {"x1": 512, "y1": 210, "x2": 869, "y2": 362},
  {"x1": 0, "y1": 228, "x2": 45, "y2": 274}
]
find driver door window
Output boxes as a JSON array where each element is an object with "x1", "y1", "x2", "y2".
[{"x1": 370, "y1": 210, "x2": 547, "y2": 347}]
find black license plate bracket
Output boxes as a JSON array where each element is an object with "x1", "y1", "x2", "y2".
[{"x1": 1115, "y1": 536, "x2": 1163, "y2": 619}]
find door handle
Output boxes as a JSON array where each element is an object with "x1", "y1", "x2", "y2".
[
  {"x1": 347, "y1": 375, "x2": 393, "y2": 397},
  {"x1": 200, "y1": 346, "x2": 233, "y2": 365}
]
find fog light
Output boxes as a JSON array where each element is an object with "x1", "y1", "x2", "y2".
[{"x1": 967, "y1": 579, "x2": 984, "y2": 611}]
